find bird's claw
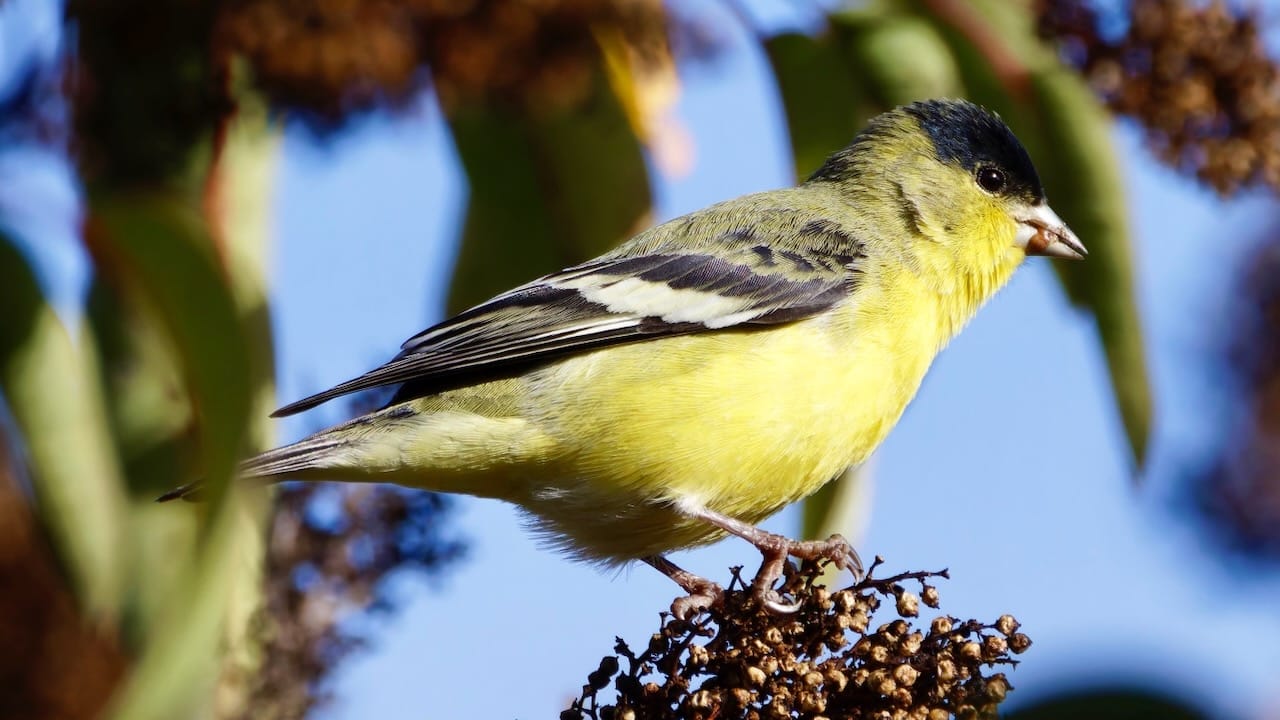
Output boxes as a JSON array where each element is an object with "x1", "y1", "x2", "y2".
[
  {"x1": 803, "y1": 533, "x2": 865, "y2": 579},
  {"x1": 761, "y1": 590, "x2": 803, "y2": 614},
  {"x1": 748, "y1": 532, "x2": 865, "y2": 613},
  {"x1": 671, "y1": 581, "x2": 724, "y2": 620}
]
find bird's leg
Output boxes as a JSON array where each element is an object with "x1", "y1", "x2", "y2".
[
  {"x1": 686, "y1": 505, "x2": 864, "y2": 613},
  {"x1": 643, "y1": 555, "x2": 723, "y2": 620}
]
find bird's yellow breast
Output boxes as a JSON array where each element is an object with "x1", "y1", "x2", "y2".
[{"x1": 508, "y1": 266, "x2": 954, "y2": 560}]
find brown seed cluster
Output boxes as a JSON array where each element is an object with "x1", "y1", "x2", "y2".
[
  {"x1": 564, "y1": 558, "x2": 1029, "y2": 720},
  {"x1": 213, "y1": 0, "x2": 671, "y2": 120},
  {"x1": 1038, "y1": 0, "x2": 1280, "y2": 195},
  {"x1": 1195, "y1": 236, "x2": 1280, "y2": 562}
]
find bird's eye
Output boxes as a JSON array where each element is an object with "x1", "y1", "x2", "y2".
[{"x1": 976, "y1": 167, "x2": 1007, "y2": 193}]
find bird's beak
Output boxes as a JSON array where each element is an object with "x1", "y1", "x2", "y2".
[{"x1": 1014, "y1": 203, "x2": 1087, "y2": 259}]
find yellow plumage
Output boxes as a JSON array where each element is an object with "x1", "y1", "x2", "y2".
[{"x1": 161, "y1": 99, "x2": 1084, "y2": 609}]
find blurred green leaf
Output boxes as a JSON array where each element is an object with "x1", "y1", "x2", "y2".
[
  {"x1": 89, "y1": 192, "x2": 253, "y2": 498},
  {"x1": 200, "y1": 87, "x2": 278, "y2": 711},
  {"x1": 107, "y1": 493, "x2": 256, "y2": 720},
  {"x1": 88, "y1": 280, "x2": 195, "y2": 496},
  {"x1": 88, "y1": 131, "x2": 270, "y2": 714},
  {"x1": 1030, "y1": 68, "x2": 1150, "y2": 467},
  {"x1": 0, "y1": 232, "x2": 130, "y2": 617},
  {"x1": 836, "y1": 10, "x2": 963, "y2": 108},
  {"x1": 446, "y1": 73, "x2": 652, "y2": 312},
  {"x1": 802, "y1": 463, "x2": 873, "y2": 558},
  {"x1": 764, "y1": 30, "x2": 870, "y2": 180},
  {"x1": 922, "y1": 1, "x2": 1152, "y2": 468}
]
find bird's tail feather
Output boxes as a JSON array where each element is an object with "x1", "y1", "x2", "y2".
[{"x1": 155, "y1": 435, "x2": 348, "y2": 503}]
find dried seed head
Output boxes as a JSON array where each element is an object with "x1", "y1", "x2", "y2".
[
  {"x1": 1009, "y1": 633, "x2": 1033, "y2": 654},
  {"x1": 566, "y1": 561, "x2": 1026, "y2": 719},
  {"x1": 896, "y1": 591, "x2": 920, "y2": 617},
  {"x1": 983, "y1": 635, "x2": 1009, "y2": 660},
  {"x1": 893, "y1": 663, "x2": 920, "y2": 687},
  {"x1": 995, "y1": 614, "x2": 1020, "y2": 636}
]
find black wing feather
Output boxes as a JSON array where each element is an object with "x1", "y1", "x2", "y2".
[{"x1": 272, "y1": 228, "x2": 863, "y2": 417}]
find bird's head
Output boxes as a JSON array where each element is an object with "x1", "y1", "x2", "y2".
[{"x1": 810, "y1": 99, "x2": 1085, "y2": 291}]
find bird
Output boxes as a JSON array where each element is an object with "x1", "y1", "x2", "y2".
[{"x1": 160, "y1": 99, "x2": 1084, "y2": 615}]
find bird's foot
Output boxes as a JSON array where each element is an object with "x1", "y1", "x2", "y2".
[
  {"x1": 670, "y1": 581, "x2": 725, "y2": 621},
  {"x1": 644, "y1": 555, "x2": 725, "y2": 620},
  {"x1": 746, "y1": 531, "x2": 865, "y2": 613},
  {"x1": 681, "y1": 503, "x2": 866, "y2": 613},
  {"x1": 777, "y1": 532, "x2": 865, "y2": 577}
]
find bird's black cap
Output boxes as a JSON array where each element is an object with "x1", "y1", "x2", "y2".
[
  {"x1": 903, "y1": 99, "x2": 1045, "y2": 204},
  {"x1": 809, "y1": 99, "x2": 1045, "y2": 205}
]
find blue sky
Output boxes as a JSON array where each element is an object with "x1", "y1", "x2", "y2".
[{"x1": 4, "y1": 0, "x2": 1280, "y2": 718}]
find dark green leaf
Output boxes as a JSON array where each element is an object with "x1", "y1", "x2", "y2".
[
  {"x1": 89, "y1": 192, "x2": 252, "y2": 503},
  {"x1": 1030, "y1": 69, "x2": 1151, "y2": 467},
  {"x1": 764, "y1": 30, "x2": 871, "y2": 180},
  {"x1": 446, "y1": 73, "x2": 652, "y2": 313}
]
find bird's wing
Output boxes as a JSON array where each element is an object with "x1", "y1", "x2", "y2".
[{"x1": 272, "y1": 227, "x2": 864, "y2": 417}]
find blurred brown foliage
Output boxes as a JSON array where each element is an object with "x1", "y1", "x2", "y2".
[
  {"x1": 1193, "y1": 235, "x2": 1280, "y2": 560},
  {"x1": 1039, "y1": 0, "x2": 1280, "y2": 194},
  {"x1": 0, "y1": 435, "x2": 125, "y2": 720},
  {"x1": 70, "y1": 0, "x2": 232, "y2": 184},
  {"x1": 566, "y1": 560, "x2": 1028, "y2": 720},
  {"x1": 214, "y1": 0, "x2": 670, "y2": 118}
]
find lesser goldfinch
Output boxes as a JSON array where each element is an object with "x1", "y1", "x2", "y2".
[{"x1": 162, "y1": 99, "x2": 1082, "y2": 614}]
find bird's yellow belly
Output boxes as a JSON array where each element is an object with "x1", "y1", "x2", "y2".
[{"x1": 516, "y1": 303, "x2": 939, "y2": 562}]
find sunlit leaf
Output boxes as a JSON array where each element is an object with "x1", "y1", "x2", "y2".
[
  {"x1": 199, "y1": 87, "x2": 279, "y2": 711},
  {"x1": 106, "y1": 493, "x2": 256, "y2": 720},
  {"x1": 0, "y1": 232, "x2": 130, "y2": 617},
  {"x1": 594, "y1": 8, "x2": 690, "y2": 178},
  {"x1": 89, "y1": 93, "x2": 277, "y2": 714}
]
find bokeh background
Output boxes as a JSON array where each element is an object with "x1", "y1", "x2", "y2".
[{"x1": 2, "y1": 0, "x2": 1280, "y2": 718}]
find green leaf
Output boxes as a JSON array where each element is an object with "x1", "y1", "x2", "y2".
[
  {"x1": 1030, "y1": 69, "x2": 1151, "y2": 468},
  {"x1": 764, "y1": 30, "x2": 871, "y2": 180},
  {"x1": 106, "y1": 493, "x2": 258, "y2": 720},
  {"x1": 0, "y1": 232, "x2": 130, "y2": 617},
  {"x1": 87, "y1": 279, "x2": 196, "y2": 496},
  {"x1": 922, "y1": 2, "x2": 1151, "y2": 468},
  {"x1": 446, "y1": 72, "x2": 652, "y2": 313},
  {"x1": 88, "y1": 139, "x2": 271, "y2": 714},
  {"x1": 835, "y1": 11, "x2": 963, "y2": 108},
  {"x1": 89, "y1": 192, "x2": 253, "y2": 497},
  {"x1": 802, "y1": 463, "x2": 874, "y2": 557}
]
